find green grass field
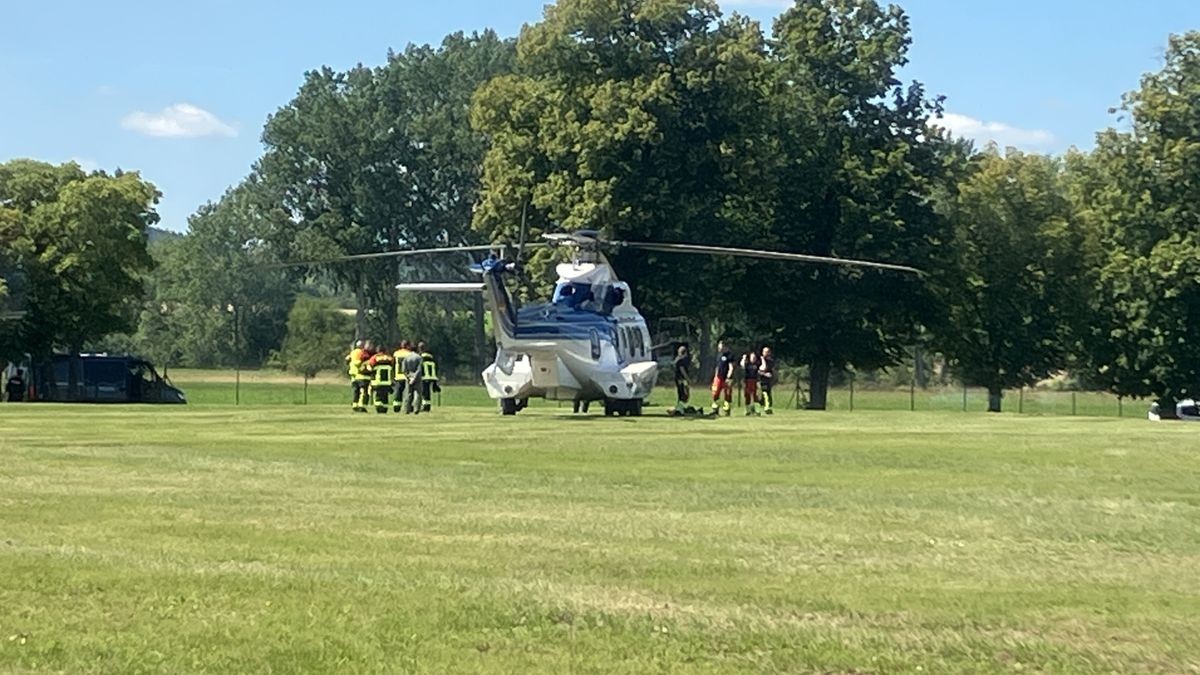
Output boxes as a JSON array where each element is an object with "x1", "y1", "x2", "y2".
[{"x1": 2, "y1": 405, "x2": 1198, "y2": 673}]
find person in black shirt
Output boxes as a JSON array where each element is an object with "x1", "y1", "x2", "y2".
[
  {"x1": 6, "y1": 369, "x2": 26, "y2": 402},
  {"x1": 710, "y1": 340, "x2": 734, "y2": 416},
  {"x1": 672, "y1": 345, "x2": 691, "y2": 414},
  {"x1": 759, "y1": 346, "x2": 776, "y2": 415},
  {"x1": 741, "y1": 352, "x2": 761, "y2": 416}
]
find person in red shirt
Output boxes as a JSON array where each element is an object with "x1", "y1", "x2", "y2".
[{"x1": 741, "y1": 351, "x2": 762, "y2": 416}]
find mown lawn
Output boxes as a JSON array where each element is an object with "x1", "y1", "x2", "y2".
[{"x1": 1, "y1": 405, "x2": 1197, "y2": 673}]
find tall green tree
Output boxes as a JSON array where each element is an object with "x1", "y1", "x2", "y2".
[
  {"x1": 1072, "y1": 32, "x2": 1200, "y2": 405},
  {"x1": 756, "y1": 0, "x2": 956, "y2": 409},
  {"x1": 937, "y1": 148, "x2": 1089, "y2": 412},
  {"x1": 176, "y1": 178, "x2": 297, "y2": 368},
  {"x1": 259, "y1": 32, "x2": 515, "y2": 341},
  {"x1": 472, "y1": 0, "x2": 778, "y2": 372},
  {"x1": 0, "y1": 159, "x2": 159, "y2": 389}
]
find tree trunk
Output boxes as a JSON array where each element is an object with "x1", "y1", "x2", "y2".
[
  {"x1": 987, "y1": 386, "x2": 1003, "y2": 413},
  {"x1": 808, "y1": 357, "x2": 831, "y2": 410}
]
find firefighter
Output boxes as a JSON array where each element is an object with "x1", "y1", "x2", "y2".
[
  {"x1": 347, "y1": 340, "x2": 370, "y2": 413},
  {"x1": 417, "y1": 341, "x2": 439, "y2": 413},
  {"x1": 392, "y1": 340, "x2": 414, "y2": 413},
  {"x1": 367, "y1": 348, "x2": 396, "y2": 414}
]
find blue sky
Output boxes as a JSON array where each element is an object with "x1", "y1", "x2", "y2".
[{"x1": 2, "y1": 1, "x2": 1197, "y2": 232}]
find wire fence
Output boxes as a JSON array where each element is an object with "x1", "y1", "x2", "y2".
[
  {"x1": 163, "y1": 369, "x2": 1141, "y2": 417},
  {"x1": 775, "y1": 382, "x2": 1133, "y2": 417}
]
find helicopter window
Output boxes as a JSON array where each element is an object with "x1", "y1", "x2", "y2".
[{"x1": 553, "y1": 282, "x2": 592, "y2": 308}]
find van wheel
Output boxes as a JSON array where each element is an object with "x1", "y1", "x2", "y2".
[{"x1": 501, "y1": 398, "x2": 519, "y2": 416}]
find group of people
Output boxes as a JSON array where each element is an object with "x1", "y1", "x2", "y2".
[
  {"x1": 346, "y1": 340, "x2": 440, "y2": 414},
  {"x1": 673, "y1": 340, "x2": 777, "y2": 417}
]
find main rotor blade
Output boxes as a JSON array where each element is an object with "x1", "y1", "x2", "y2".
[
  {"x1": 614, "y1": 241, "x2": 922, "y2": 275},
  {"x1": 263, "y1": 244, "x2": 523, "y2": 269},
  {"x1": 396, "y1": 283, "x2": 486, "y2": 293}
]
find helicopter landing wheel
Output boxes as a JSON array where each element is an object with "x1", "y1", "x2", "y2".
[
  {"x1": 604, "y1": 398, "x2": 644, "y2": 417},
  {"x1": 500, "y1": 398, "x2": 519, "y2": 416}
]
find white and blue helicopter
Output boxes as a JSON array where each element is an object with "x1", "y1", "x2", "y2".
[{"x1": 330, "y1": 229, "x2": 920, "y2": 416}]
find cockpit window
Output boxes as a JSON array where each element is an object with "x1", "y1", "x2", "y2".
[{"x1": 553, "y1": 282, "x2": 594, "y2": 308}]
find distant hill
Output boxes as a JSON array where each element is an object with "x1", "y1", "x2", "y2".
[{"x1": 148, "y1": 227, "x2": 183, "y2": 244}]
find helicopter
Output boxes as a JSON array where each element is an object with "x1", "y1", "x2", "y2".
[{"x1": 324, "y1": 228, "x2": 922, "y2": 416}]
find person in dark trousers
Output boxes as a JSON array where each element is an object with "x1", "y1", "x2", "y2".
[
  {"x1": 673, "y1": 345, "x2": 691, "y2": 414},
  {"x1": 401, "y1": 347, "x2": 424, "y2": 414},
  {"x1": 417, "y1": 341, "x2": 439, "y2": 413},
  {"x1": 392, "y1": 340, "x2": 414, "y2": 413},
  {"x1": 741, "y1": 351, "x2": 761, "y2": 416},
  {"x1": 759, "y1": 346, "x2": 776, "y2": 415},
  {"x1": 367, "y1": 348, "x2": 396, "y2": 414},
  {"x1": 710, "y1": 340, "x2": 734, "y2": 416},
  {"x1": 6, "y1": 369, "x2": 26, "y2": 402}
]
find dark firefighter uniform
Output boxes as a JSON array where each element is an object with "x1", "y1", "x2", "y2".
[
  {"x1": 348, "y1": 343, "x2": 370, "y2": 413},
  {"x1": 759, "y1": 351, "x2": 776, "y2": 415},
  {"x1": 420, "y1": 349, "x2": 439, "y2": 413},
  {"x1": 368, "y1": 351, "x2": 397, "y2": 414}
]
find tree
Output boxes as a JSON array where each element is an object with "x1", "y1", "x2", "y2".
[
  {"x1": 1072, "y1": 32, "x2": 1200, "y2": 406},
  {"x1": 937, "y1": 148, "x2": 1088, "y2": 412},
  {"x1": 0, "y1": 159, "x2": 159, "y2": 392},
  {"x1": 259, "y1": 32, "x2": 515, "y2": 343},
  {"x1": 472, "y1": 0, "x2": 778, "y2": 374},
  {"x1": 278, "y1": 295, "x2": 353, "y2": 400},
  {"x1": 755, "y1": 0, "x2": 957, "y2": 409},
  {"x1": 175, "y1": 178, "x2": 297, "y2": 368}
]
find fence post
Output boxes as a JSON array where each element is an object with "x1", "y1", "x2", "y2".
[
  {"x1": 910, "y1": 377, "x2": 916, "y2": 412},
  {"x1": 303, "y1": 374, "x2": 308, "y2": 405},
  {"x1": 1072, "y1": 391, "x2": 1077, "y2": 416},
  {"x1": 962, "y1": 384, "x2": 967, "y2": 412},
  {"x1": 849, "y1": 373, "x2": 855, "y2": 412},
  {"x1": 1118, "y1": 396, "x2": 1123, "y2": 418},
  {"x1": 1019, "y1": 387, "x2": 1024, "y2": 414}
]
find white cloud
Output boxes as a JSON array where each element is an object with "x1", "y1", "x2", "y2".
[
  {"x1": 121, "y1": 103, "x2": 237, "y2": 139},
  {"x1": 934, "y1": 112, "x2": 1056, "y2": 150}
]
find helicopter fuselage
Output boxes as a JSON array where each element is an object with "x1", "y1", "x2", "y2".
[{"x1": 478, "y1": 258, "x2": 658, "y2": 408}]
